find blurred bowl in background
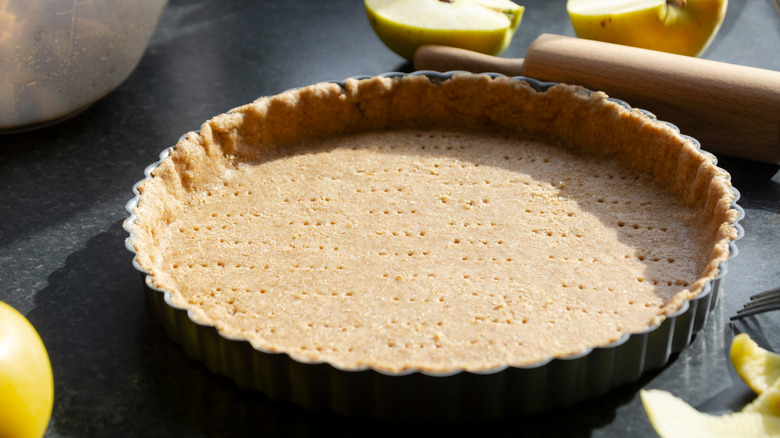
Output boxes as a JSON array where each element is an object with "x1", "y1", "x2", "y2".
[{"x1": 0, "y1": 0, "x2": 168, "y2": 132}]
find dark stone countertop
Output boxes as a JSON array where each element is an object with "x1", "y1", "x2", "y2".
[{"x1": 1, "y1": 0, "x2": 778, "y2": 436}]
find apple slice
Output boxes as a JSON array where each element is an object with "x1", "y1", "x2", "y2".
[
  {"x1": 566, "y1": 0, "x2": 728, "y2": 57},
  {"x1": 640, "y1": 389, "x2": 780, "y2": 438},
  {"x1": 731, "y1": 333, "x2": 780, "y2": 395},
  {"x1": 365, "y1": 0, "x2": 524, "y2": 61},
  {"x1": 743, "y1": 381, "x2": 780, "y2": 417}
]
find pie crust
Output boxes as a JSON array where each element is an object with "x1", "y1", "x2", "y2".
[{"x1": 125, "y1": 72, "x2": 742, "y2": 418}]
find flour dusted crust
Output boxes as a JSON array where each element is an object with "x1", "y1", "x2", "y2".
[{"x1": 130, "y1": 73, "x2": 739, "y2": 373}]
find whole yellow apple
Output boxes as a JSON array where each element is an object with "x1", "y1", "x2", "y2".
[
  {"x1": 567, "y1": 0, "x2": 728, "y2": 57},
  {"x1": 0, "y1": 301, "x2": 54, "y2": 438},
  {"x1": 365, "y1": 0, "x2": 524, "y2": 61}
]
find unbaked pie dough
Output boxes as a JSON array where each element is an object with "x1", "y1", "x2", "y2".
[{"x1": 129, "y1": 73, "x2": 739, "y2": 373}]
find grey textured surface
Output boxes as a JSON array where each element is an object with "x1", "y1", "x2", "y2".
[{"x1": 1, "y1": 0, "x2": 778, "y2": 436}]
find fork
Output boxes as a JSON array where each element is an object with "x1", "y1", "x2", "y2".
[{"x1": 731, "y1": 286, "x2": 780, "y2": 320}]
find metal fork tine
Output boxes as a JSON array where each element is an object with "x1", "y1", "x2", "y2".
[
  {"x1": 732, "y1": 304, "x2": 780, "y2": 320},
  {"x1": 741, "y1": 300, "x2": 780, "y2": 313},
  {"x1": 744, "y1": 297, "x2": 780, "y2": 309},
  {"x1": 748, "y1": 285, "x2": 780, "y2": 300},
  {"x1": 730, "y1": 285, "x2": 780, "y2": 320}
]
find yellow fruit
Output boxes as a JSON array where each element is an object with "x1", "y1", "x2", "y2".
[
  {"x1": 731, "y1": 332, "x2": 780, "y2": 395},
  {"x1": 0, "y1": 301, "x2": 54, "y2": 438},
  {"x1": 743, "y1": 380, "x2": 780, "y2": 417},
  {"x1": 566, "y1": 0, "x2": 728, "y2": 57},
  {"x1": 641, "y1": 334, "x2": 780, "y2": 436},
  {"x1": 640, "y1": 389, "x2": 780, "y2": 438},
  {"x1": 365, "y1": 0, "x2": 524, "y2": 61}
]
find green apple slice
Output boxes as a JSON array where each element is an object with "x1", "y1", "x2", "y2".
[
  {"x1": 365, "y1": 0, "x2": 524, "y2": 61},
  {"x1": 641, "y1": 389, "x2": 780, "y2": 438},
  {"x1": 566, "y1": 0, "x2": 728, "y2": 57}
]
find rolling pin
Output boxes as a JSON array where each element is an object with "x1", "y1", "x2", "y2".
[{"x1": 414, "y1": 33, "x2": 780, "y2": 164}]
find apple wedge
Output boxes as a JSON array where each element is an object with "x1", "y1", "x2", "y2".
[
  {"x1": 641, "y1": 389, "x2": 780, "y2": 438},
  {"x1": 743, "y1": 381, "x2": 780, "y2": 417},
  {"x1": 567, "y1": 0, "x2": 728, "y2": 57},
  {"x1": 365, "y1": 0, "x2": 524, "y2": 61},
  {"x1": 731, "y1": 333, "x2": 780, "y2": 395}
]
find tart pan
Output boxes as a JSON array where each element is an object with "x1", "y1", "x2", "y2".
[{"x1": 123, "y1": 72, "x2": 744, "y2": 421}]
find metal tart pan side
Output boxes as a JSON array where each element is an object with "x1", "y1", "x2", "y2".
[{"x1": 123, "y1": 72, "x2": 745, "y2": 421}]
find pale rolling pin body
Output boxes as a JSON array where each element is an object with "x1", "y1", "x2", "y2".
[{"x1": 414, "y1": 34, "x2": 780, "y2": 164}]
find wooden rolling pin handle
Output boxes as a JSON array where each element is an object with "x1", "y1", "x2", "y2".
[
  {"x1": 414, "y1": 45, "x2": 525, "y2": 77},
  {"x1": 524, "y1": 34, "x2": 780, "y2": 163},
  {"x1": 413, "y1": 34, "x2": 780, "y2": 163}
]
